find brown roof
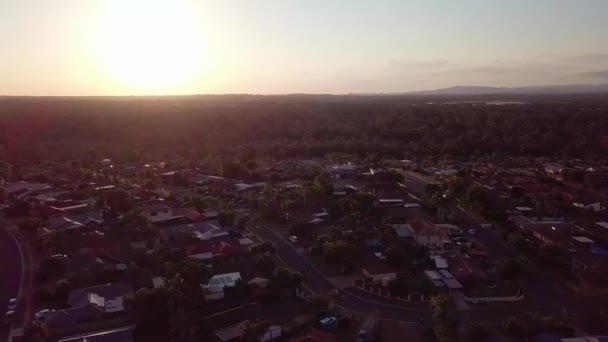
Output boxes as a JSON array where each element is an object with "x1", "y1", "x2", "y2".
[
  {"x1": 407, "y1": 219, "x2": 445, "y2": 238},
  {"x1": 361, "y1": 254, "x2": 397, "y2": 275},
  {"x1": 439, "y1": 250, "x2": 486, "y2": 283}
]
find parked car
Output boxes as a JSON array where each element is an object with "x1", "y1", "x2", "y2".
[
  {"x1": 319, "y1": 316, "x2": 337, "y2": 327},
  {"x1": 7, "y1": 298, "x2": 17, "y2": 311},
  {"x1": 467, "y1": 228, "x2": 475, "y2": 235},
  {"x1": 288, "y1": 235, "x2": 299, "y2": 243},
  {"x1": 50, "y1": 254, "x2": 68, "y2": 260},
  {"x1": 35, "y1": 309, "x2": 55, "y2": 320},
  {"x1": 3, "y1": 310, "x2": 15, "y2": 323},
  {"x1": 355, "y1": 329, "x2": 367, "y2": 342}
]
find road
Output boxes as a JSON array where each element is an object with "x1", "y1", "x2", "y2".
[
  {"x1": 249, "y1": 222, "x2": 545, "y2": 324},
  {"x1": 249, "y1": 223, "x2": 432, "y2": 323},
  {"x1": 0, "y1": 218, "x2": 24, "y2": 341},
  {"x1": 448, "y1": 202, "x2": 605, "y2": 332}
]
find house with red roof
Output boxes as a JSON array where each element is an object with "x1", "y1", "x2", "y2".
[
  {"x1": 187, "y1": 236, "x2": 253, "y2": 260},
  {"x1": 361, "y1": 253, "x2": 397, "y2": 285},
  {"x1": 406, "y1": 219, "x2": 452, "y2": 250},
  {"x1": 439, "y1": 250, "x2": 487, "y2": 286}
]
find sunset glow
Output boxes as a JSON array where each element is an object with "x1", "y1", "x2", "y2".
[{"x1": 92, "y1": 0, "x2": 206, "y2": 92}]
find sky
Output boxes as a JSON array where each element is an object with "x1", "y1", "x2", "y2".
[{"x1": 1, "y1": 0, "x2": 608, "y2": 95}]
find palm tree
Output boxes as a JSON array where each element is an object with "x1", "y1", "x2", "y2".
[{"x1": 240, "y1": 319, "x2": 270, "y2": 342}]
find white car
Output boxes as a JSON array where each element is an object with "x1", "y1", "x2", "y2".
[
  {"x1": 7, "y1": 298, "x2": 17, "y2": 311},
  {"x1": 3, "y1": 310, "x2": 15, "y2": 323},
  {"x1": 35, "y1": 309, "x2": 55, "y2": 320},
  {"x1": 319, "y1": 316, "x2": 337, "y2": 327},
  {"x1": 288, "y1": 235, "x2": 299, "y2": 243},
  {"x1": 467, "y1": 229, "x2": 475, "y2": 235},
  {"x1": 50, "y1": 254, "x2": 68, "y2": 260}
]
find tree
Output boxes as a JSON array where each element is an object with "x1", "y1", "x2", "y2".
[
  {"x1": 19, "y1": 217, "x2": 43, "y2": 232},
  {"x1": 164, "y1": 259, "x2": 208, "y2": 296},
  {"x1": 462, "y1": 185, "x2": 488, "y2": 214},
  {"x1": 502, "y1": 313, "x2": 573, "y2": 338},
  {"x1": 322, "y1": 240, "x2": 356, "y2": 266},
  {"x1": 240, "y1": 319, "x2": 270, "y2": 342},
  {"x1": 106, "y1": 189, "x2": 134, "y2": 213},
  {"x1": 125, "y1": 265, "x2": 150, "y2": 289},
  {"x1": 122, "y1": 210, "x2": 152, "y2": 238},
  {"x1": 255, "y1": 254, "x2": 276, "y2": 274},
  {"x1": 500, "y1": 259, "x2": 522, "y2": 281},
  {"x1": 272, "y1": 267, "x2": 303, "y2": 290},
  {"x1": 306, "y1": 291, "x2": 337, "y2": 314},
  {"x1": 42, "y1": 231, "x2": 69, "y2": 254},
  {"x1": 431, "y1": 295, "x2": 458, "y2": 342},
  {"x1": 251, "y1": 240, "x2": 277, "y2": 256},
  {"x1": 235, "y1": 215, "x2": 249, "y2": 231},
  {"x1": 23, "y1": 320, "x2": 48, "y2": 342},
  {"x1": 218, "y1": 209, "x2": 235, "y2": 227},
  {"x1": 211, "y1": 253, "x2": 228, "y2": 271},
  {"x1": 126, "y1": 287, "x2": 171, "y2": 341}
]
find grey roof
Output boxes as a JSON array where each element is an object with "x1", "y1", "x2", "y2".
[
  {"x1": 67, "y1": 283, "x2": 133, "y2": 308},
  {"x1": 58, "y1": 325, "x2": 135, "y2": 342}
]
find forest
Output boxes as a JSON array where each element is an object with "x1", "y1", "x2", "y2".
[{"x1": 0, "y1": 94, "x2": 607, "y2": 164}]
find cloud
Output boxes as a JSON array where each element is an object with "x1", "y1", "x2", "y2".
[
  {"x1": 576, "y1": 70, "x2": 608, "y2": 79},
  {"x1": 560, "y1": 54, "x2": 608, "y2": 66}
]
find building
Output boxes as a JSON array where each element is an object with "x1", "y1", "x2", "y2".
[
  {"x1": 202, "y1": 272, "x2": 242, "y2": 300},
  {"x1": 46, "y1": 283, "x2": 133, "y2": 336},
  {"x1": 439, "y1": 250, "x2": 487, "y2": 286},
  {"x1": 361, "y1": 254, "x2": 397, "y2": 286},
  {"x1": 58, "y1": 325, "x2": 135, "y2": 342},
  {"x1": 407, "y1": 220, "x2": 452, "y2": 250},
  {"x1": 215, "y1": 323, "x2": 282, "y2": 342},
  {"x1": 188, "y1": 236, "x2": 253, "y2": 260}
]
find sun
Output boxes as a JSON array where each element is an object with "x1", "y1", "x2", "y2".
[{"x1": 92, "y1": 0, "x2": 205, "y2": 92}]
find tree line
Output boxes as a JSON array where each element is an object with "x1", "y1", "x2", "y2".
[{"x1": 1, "y1": 96, "x2": 607, "y2": 164}]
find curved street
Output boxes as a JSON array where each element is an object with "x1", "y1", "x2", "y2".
[{"x1": 249, "y1": 222, "x2": 539, "y2": 325}]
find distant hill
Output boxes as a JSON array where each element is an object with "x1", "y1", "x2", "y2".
[{"x1": 413, "y1": 84, "x2": 608, "y2": 95}]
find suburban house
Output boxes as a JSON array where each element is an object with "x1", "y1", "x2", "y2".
[
  {"x1": 374, "y1": 191, "x2": 420, "y2": 208},
  {"x1": 45, "y1": 283, "x2": 134, "y2": 336},
  {"x1": 544, "y1": 163, "x2": 566, "y2": 175},
  {"x1": 332, "y1": 179, "x2": 358, "y2": 196},
  {"x1": 330, "y1": 164, "x2": 355, "y2": 179},
  {"x1": 572, "y1": 198, "x2": 603, "y2": 212},
  {"x1": 215, "y1": 323, "x2": 282, "y2": 342},
  {"x1": 187, "y1": 236, "x2": 253, "y2": 260},
  {"x1": 45, "y1": 210, "x2": 104, "y2": 232},
  {"x1": 361, "y1": 254, "x2": 397, "y2": 286},
  {"x1": 439, "y1": 250, "x2": 487, "y2": 286},
  {"x1": 2, "y1": 181, "x2": 52, "y2": 202},
  {"x1": 141, "y1": 202, "x2": 181, "y2": 223},
  {"x1": 202, "y1": 272, "x2": 242, "y2": 300},
  {"x1": 407, "y1": 220, "x2": 452, "y2": 250},
  {"x1": 58, "y1": 325, "x2": 135, "y2": 342}
]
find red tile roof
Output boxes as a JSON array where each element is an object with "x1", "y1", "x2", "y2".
[
  {"x1": 407, "y1": 219, "x2": 444, "y2": 238},
  {"x1": 188, "y1": 237, "x2": 248, "y2": 257},
  {"x1": 172, "y1": 207, "x2": 202, "y2": 221},
  {"x1": 439, "y1": 250, "x2": 486, "y2": 283}
]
